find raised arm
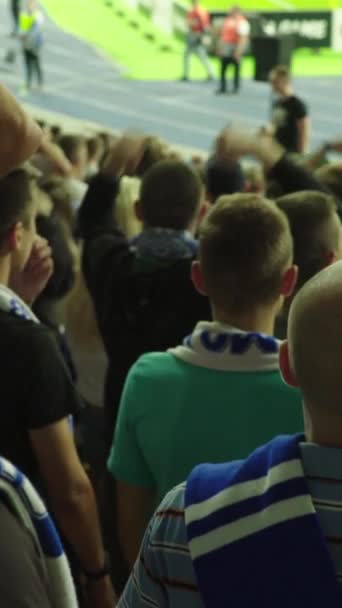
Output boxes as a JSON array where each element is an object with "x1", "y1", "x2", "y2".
[
  {"x1": 0, "y1": 84, "x2": 42, "y2": 176},
  {"x1": 77, "y1": 135, "x2": 146, "y2": 330},
  {"x1": 216, "y1": 127, "x2": 326, "y2": 195}
]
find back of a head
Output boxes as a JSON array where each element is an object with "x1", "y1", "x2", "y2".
[
  {"x1": 140, "y1": 160, "x2": 203, "y2": 231},
  {"x1": 288, "y1": 261, "x2": 342, "y2": 416},
  {"x1": 269, "y1": 64, "x2": 290, "y2": 83},
  {"x1": 316, "y1": 162, "x2": 342, "y2": 206},
  {"x1": 0, "y1": 170, "x2": 34, "y2": 245},
  {"x1": 199, "y1": 194, "x2": 292, "y2": 313},
  {"x1": 205, "y1": 156, "x2": 245, "y2": 203},
  {"x1": 135, "y1": 136, "x2": 168, "y2": 178},
  {"x1": 276, "y1": 191, "x2": 341, "y2": 291}
]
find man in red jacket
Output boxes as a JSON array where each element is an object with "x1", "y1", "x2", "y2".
[
  {"x1": 182, "y1": 0, "x2": 215, "y2": 82},
  {"x1": 216, "y1": 5, "x2": 250, "y2": 95}
]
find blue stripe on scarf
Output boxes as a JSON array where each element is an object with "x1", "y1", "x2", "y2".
[
  {"x1": 187, "y1": 435, "x2": 304, "y2": 505},
  {"x1": 33, "y1": 515, "x2": 64, "y2": 558},
  {"x1": 187, "y1": 475, "x2": 307, "y2": 541},
  {"x1": 200, "y1": 331, "x2": 279, "y2": 355}
]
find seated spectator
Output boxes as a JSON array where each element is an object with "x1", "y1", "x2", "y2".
[
  {"x1": 78, "y1": 135, "x2": 211, "y2": 449},
  {"x1": 119, "y1": 260, "x2": 342, "y2": 608},
  {"x1": 0, "y1": 457, "x2": 78, "y2": 607},
  {"x1": 58, "y1": 135, "x2": 88, "y2": 211},
  {"x1": 0, "y1": 169, "x2": 114, "y2": 607},
  {"x1": 275, "y1": 191, "x2": 342, "y2": 338},
  {"x1": 108, "y1": 193, "x2": 303, "y2": 567}
]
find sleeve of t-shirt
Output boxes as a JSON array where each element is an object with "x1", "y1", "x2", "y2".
[
  {"x1": 118, "y1": 484, "x2": 200, "y2": 608},
  {"x1": 238, "y1": 20, "x2": 250, "y2": 36},
  {"x1": 23, "y1": 327, "x2": 83, "y2": 430},
  {"x1": 294, "y1": 98, "x2": 308, "y2": 120},
  {"x1": 107, "y1": 362, "x2": 155, "y2": 488}
]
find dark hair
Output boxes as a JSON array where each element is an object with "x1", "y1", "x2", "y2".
[
  {"x1": 135, "y1": 136, "x2": 168, "y2": 178},
  {"x1": 50, "y1": 125, "x2": 62, "y2": 142},
  {"x1": 276, "y1": 191, "x2": 339, "y2": 290},
  {"x1": 0, "y1": 170, "x2": 34, "y2": 244},
  {"x1": 58, "y1": 135, "x2": 86, "y2": 165},
  {"x1": 200, "y1": 194, "x2": 292, "y2": 312},
  {"x1": 205, "y1": 156, "x2": 245, "y2": 202},
  {"x1": 140, "y1": 160, "x2": 203, "y2": 230}
]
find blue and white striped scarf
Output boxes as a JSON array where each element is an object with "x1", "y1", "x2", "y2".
[
  {"x1": 0, "y1": 457, "x2": 78, "y2": 607},
  {"x1": 185, "y1": 435, "x2": 342, "y2": 608}
]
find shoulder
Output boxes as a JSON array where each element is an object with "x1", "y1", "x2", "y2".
[
  {"x1": 149, "y1": 482, "x2": 189, "y2": 552},
  {"x1": 0, "y1": 313, "x2": 56, "y2": 353},
  {"x1": 128, "y1": 352, "x2": 180, "y2": 382},
  {"x1": 238, "y1": 17, "x2": 250, "y2": 34},
  {"x1": 292, "y1": 96, "x2": 308, "y2": 115}
]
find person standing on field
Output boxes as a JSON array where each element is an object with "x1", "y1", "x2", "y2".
[
  {"x1": 182, "y1": 0, "x2": 215, "y2": 82},
  {"x1": 216, "y1": 5, "x2": 250, "y2": 95}
]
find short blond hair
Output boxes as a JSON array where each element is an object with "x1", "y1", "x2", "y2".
[
  {"x1": 269, "y1": 65, "x2": 290, "y2": 82},
  {"x1": 199, "y1": 194, "x2": 293, "y2": 313}
]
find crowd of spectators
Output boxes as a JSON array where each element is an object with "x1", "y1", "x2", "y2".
[{"x1": 1, "y1": 77, "x2": 342, "y2": 607}]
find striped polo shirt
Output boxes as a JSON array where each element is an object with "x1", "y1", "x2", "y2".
[{"x1": 118, "y1": 442, "x2": 342, "y2": 608}]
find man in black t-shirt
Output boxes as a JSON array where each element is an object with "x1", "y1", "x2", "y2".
[
  {"x1": 269, "y1": 65, "x2": 310, "y2": 154},
  {"x1": 0, "y1": 88, "x2": 115, "y2": 605}
]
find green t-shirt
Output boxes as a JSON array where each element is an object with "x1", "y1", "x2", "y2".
[{"x1": 108, "y1": 352, "x2": 303, "y2": 501}]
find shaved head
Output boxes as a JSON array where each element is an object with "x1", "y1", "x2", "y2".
[{"x1": 288, "y1": 261, "x2": 342, "y2": 416}]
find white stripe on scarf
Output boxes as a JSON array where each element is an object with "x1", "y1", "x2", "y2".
[{"x1": 0, "y1": 458, "x2": 78, "y2": 608}]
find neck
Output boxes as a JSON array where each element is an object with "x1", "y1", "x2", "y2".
[
  {"x1": 304, "y1": 405, "x2": 342, "y2": 448},
  {"x1": 280, "y1": 85, "x2": 293, "y2": 98},
  {"x1": 212, "y1": 305, "x2": 276, "y2": 335}
]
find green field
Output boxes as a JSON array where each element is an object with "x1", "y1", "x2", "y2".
[{"x1": 40, "y1": 0, "x2": 342, "y2": 79}]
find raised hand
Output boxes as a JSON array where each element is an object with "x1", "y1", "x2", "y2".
[{"x1": 10, "y1": 237, "x2": 54, "y2": 305}]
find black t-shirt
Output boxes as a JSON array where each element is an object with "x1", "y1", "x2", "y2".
[
  {"x1": 0, "y1": 310, "x2": 82, "y2": 482},
  {"x1": 272, "y1": 95, "x2": 308, "y2": 153}
]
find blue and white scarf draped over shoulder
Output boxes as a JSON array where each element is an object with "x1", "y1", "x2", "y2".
[
  {"x1": 0, "y1": 284, "x2": 40, "y2": 322},
  {"x1": 185, "y1": 434, "x2": 342, "y2": 608},
  {"x1": 0, "y1": 458, "x2": 78, "y2": 607},
  {"x1": 169, "y1": 321, "x2": 281, "y2": 372}
]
